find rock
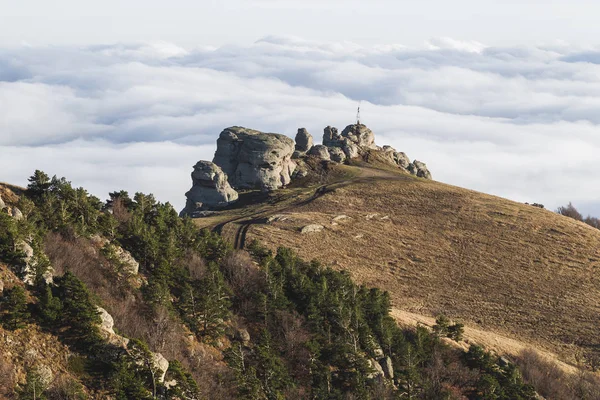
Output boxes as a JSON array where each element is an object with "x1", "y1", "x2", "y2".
[
  {"x1": 180, "y1": 161, "x2": 239, "y2": 216},
  {"x1": 0, "y1": 194, "x2": 5, "y2": 210},
  {"x1": 301, "y1": 224, "x2": 324, "y2": 234},
  {"x1": 332, "y1": 215, "x2": 351, "y2": 222},
  {"x1": 395, "y1": 152, "x2": 411, "y2": 169},
  {"x1": 380, "y1": 356, "x2": 394, "y2": 379},
  {"x1": 235, "y1": 328, "x2": 251, "y2": 343},
  {"x1": 499, "y1": 356, "x2": 511, "y2": 367},
  {"x1": 16, "y1": 240, "x2": 36, "y2": 285},
  {"x1": 153, "y1": 352, "x2": 169, "y2": 383},
  {"x1": 307, "y1": 145, "x2": 330, "y2": 160},
  {"x1": 111, "y1": 245, "x2": 140, "y2": 275},
  {"x1": 10, "y1": 207, "x2": 23, "y2": 221},
  {"x1": 341, "y1": 124, "x2": 375, "y2": 148},
  {"x1": 97, "y1": 307, "x2": 115, "y2": 335},
  {"x1": 328, "y1": 147, "x2": 346, "y2": 163},
  {"x1": 367, "y1": 358, "x2": 385, "y2": 380},
  {"x1": 213, "y1": 126, "x2": 296, "y2": 192},
  {"x1": 408, "y1": 160, "x2": 432, "y2": 180},
  {"x1": 267, "y1": 214, "x2": 289, "y2": 223},
  {"x1": 322, "y1": 126, "x2": 341, "y2": 147},
  {"x1": 0, "y1": 279, "x2": 3, "y2": 294},
  {"x1": 295, "y1": 128, "x2": 313, "y2": 153},
  {"x1": 373, "y1": 347, "x2": 384, "y2": 360},
  {"x1": 341, "y1": 138, "x2": 360, "y2": 159}
]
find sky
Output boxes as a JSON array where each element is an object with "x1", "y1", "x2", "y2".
[{"x1": 2, "y1": 1, "x2": 600, "y2": 215}]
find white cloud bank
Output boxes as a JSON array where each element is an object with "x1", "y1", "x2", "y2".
[{"x1": 2, "y1": 37, "x2": 600, "y2": 215}]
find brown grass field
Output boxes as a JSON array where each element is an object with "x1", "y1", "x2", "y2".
[{"x1": 195, "y1": 160, "x2": 600, "y2": 371}]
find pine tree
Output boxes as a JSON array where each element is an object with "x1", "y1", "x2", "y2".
[
  {"x1": 1, "y1": 286, "x2": 29, "y2": 330},
  {"x1": 54, "y1": 272, "x2": 100, "y2": 343}
]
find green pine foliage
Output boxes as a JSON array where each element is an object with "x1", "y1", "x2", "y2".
[{"x1": 1, "y1": 285, "x2": 30, "y2": 330}]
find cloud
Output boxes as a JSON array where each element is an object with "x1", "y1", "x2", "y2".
[{"x1": 1, "y1": 37, "x2": 600, "y2": 214}]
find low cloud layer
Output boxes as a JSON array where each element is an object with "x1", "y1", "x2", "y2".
[{"x1": 2, "y1": 37, "x2": 600, "y2": 214}]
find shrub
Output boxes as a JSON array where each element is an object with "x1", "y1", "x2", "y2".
[
  {"x1": 1, "y1": 285, "x2": 30, "y2": 330},
  {"x1": 556, "y1": 202, "x2": 583, "y2": 221}
]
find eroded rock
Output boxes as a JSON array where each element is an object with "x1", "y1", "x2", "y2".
[
  {"x1": 322, "y1": 126, "x2": 341, "y2": 147},
  {"x1": 380, "y1": 356, "x2": 394, "y2": 379},
  {"x1": 10, "y1": 207, "x2": 23, "y2": 221},
  {"x1": 408, "y1": 160, "x2": 432, "y2": 180},
  {"x1": 181, "y1": 161, "x2": 239, "y2": 216},
  {"x1": 329, "y1": 147, "x2": 346, "y2": 163},
  {"x1": 213, "y1": 127, "x2": 296, "y2": 192},
  {"x1": 295, "y1": 128, "x2": 313, "y2": 153},
  {"x1": 341, "y1": 124, "x2": 375, "y2": 148},
  {"x1": 301, "y1": 224, "x2": 324, "y2": 234},
  {"x1": 307, "y1": 145, "x2": 330, "y2": 160},
  {"x1": 153, "y1": 352, "x2": 169, "y2": 383},
  {"x1": 0, "y1": 194, "x2": 5, "y2": 210}
]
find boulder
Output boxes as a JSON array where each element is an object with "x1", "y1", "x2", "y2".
[
  {"x1": 16, "y1": 240, "x2": 36, "y2": 285},
  {"x1": 307, "y1": 145, "x2": 330, "y2": 160},
  {"x1": 329, "y1": 147, "x2": 346, "y2": 163},
  {"x1": 367, "y1": 358, "x2": 385, "y2": 380},
  {"x1": 341, "y1": 124, "x2": 375, "y2": 148},
  {"x1": 341, "y1": 138, "x2": 360, "y2": 159},
  {"x1": 408, "y1": 160, "x2": 432, "y2": 180},
  {"x1": 97, "y1": 306, "x2": 115, "y2": 335},
  {"x1": 295, "y1": 128, "x2": 313, "y2": 153},
  {"x1": 380, "y1": 356, "x2": 394, "y2": 379},
  {"x1": 153, "y1": 352, "x2": 169, "y2": 383},
  {"x1": 181, "y1": 161, "x2": 239, "y2": 216},
  {"x1": 395, "y1": 152, "x2": 411, "y2": 169},
  {"x1": 301, "y1": 224, "x2": 324, "y2": 234},
  {"x1": 235, "y1": 328, "x2": 251, "y2": 344},
  {"x1": 10, "y1": 207, "x2": 23, "y2": 221},
  {"x1": 322, "y1": 126, "x2": 341, "y2": 147},
  {"x1": 213, "y1": 127, "x2": 296, "y2": 192},
  {"x1": 0, "y1": 194, "x2": 5, "y2": 210}
]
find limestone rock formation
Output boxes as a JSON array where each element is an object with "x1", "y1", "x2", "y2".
[
  {"x1": 301, "y1": 224, "x2": 324, "y2": 234},
  {"x1": 213, "y1": 127, "x2": 296, "y2": 192},
  {"x1": 380, "y1": 356, "x2": 394, "y2": 379},
  {"x1": 329, "y1": 147, "x2": 346, "y2": 163},
  {"x1": 181, "y1": 161, "x2": 239, "y2": 216},
  {"x1": 295, "y1": 128, "x2": 313, "y2": 153},
  {"x1": 10, "y1": 207, "x2": 23, "y2": 221},
  {"x1": 97, "y1": 306, "x2": 115, "y2": 335},
  {"x1": 307, "y1": 145, "x2": 330, "y2": 160},
  {"x1": 408, "y1": 160, "x2": 432, "y2": 179},
  {"x1": 91, "y1": 235, "x2": 140, "y2": 275},
  {"x1": 341, "y1": 138, "x2": 360, "y2": 159},
  {"x1": 322, "y1": 126, "x2": 341, "y2": 147},
  {"x1": 367, "y1": 358, "x2": 385, "y2": 380},
  {"x1": 0, "y1": 194, "x2": 5, "y2": 210},
  {"x1": 341, "y1": 123, "x2": 376, "y2": 148},
  {"x1": 382, "y1": 146, "x2": 411, "y2": 169},
  {"x1": 153, "y1": 353, "x2": 170, "y2": 383}
]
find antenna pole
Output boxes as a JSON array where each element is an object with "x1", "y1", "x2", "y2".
[{"x1": 356, "y1": 105, "x2": 361, "y2": 125}]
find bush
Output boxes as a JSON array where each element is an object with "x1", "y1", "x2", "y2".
[
  {"x1": 556, "y1": 202, "x2": 583, "y2": 221},
  {"x1": 1, "y1": 285, "x2": 30, "y2": 330}
]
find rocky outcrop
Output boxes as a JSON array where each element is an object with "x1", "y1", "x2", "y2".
[
  {"x1": 295, "y1": 128, "x2": 313, "y2": 153},
  {"x1": 181, "y1": 161, "x2": 239, "y2": 216},
  {"x1": 408, "y1": 160, "x2": 432, "y2": 179},
  {"x1": 10, "y1": 207, "x2": 23, "y2": 221},
  {"x1": 367, "y1": 358, "x2": 385, "y2": 380},
  {"x1": 322, "y1": 126, "x2": 341, "y2": 147},
  {"x1": 301, "y1": 224, "x2": 324, "y2": 234},
  {"x1": 97, "y1": 306, "x2": 130, "y2": 348},
  {"x1": 307, "y1": 145, "x2": 331, "y2": 160},
  {"x1": 380, "y1": 356, "x2": 394, "y2": 379},
  {"x1": 213, "y1": 127, "x2": 296, "y2": 192},
  {"x1": 341, "y1": 124, "x2": 376, "y2": 148},
  {"x1": 329, "y1": 147, "x2": 346, "y2": 163},
  {"x1": 153, "y1": 352, "x2": 169, "y2": 383},
  {"x1": 0, "y1": 194, "x2": 5, "y2": 210},
  {"x1": 91, "y1": 235, "x2": 140, "y2": 275}
]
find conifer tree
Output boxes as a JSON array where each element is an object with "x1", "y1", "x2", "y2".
[{"x1": 1, "y1": 286, "x2": 29, "y2": 330}]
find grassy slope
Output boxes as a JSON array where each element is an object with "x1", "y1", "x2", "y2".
[{"x1": 198, "y1": 162, "x2": 600, "y2": 368}]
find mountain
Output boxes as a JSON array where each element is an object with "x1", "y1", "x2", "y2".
[{"x1": 0, "y1": 124, "x2": 599, "y2": 399}]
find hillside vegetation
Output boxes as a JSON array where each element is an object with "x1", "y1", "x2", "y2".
[{"x1": 198, "y1": 159, "x2": 600, "y2": 374}]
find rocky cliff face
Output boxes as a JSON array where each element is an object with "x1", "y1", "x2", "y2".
[
  {"x1": 213, "y1": 127, "x2": 296, "y2": 191},
  {"x1": 180, "y1": 161, "x2": 239, "y2": 216}
]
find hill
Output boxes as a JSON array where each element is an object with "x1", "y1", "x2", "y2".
[{"x1": 195, "y1": 159, "x2": 600, "y2": 371}]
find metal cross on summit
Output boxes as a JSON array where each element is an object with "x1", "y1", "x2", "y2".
[{"x1": 356, "y1": 104, "x2": 361, "y2": 125}]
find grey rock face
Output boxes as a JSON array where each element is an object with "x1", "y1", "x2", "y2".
[
  {"x1": 341, "y1": 138, "x2": 360, "y2": 159},
  {"x1": 181, "y1": 161, "x2": 239, "y2": 216},
  {"x1": 380, "y1": 356, "x2": 394, "y2": 379},
  {"x1": 0, "y1": 194, "x2": 5, "y2": 210},
  {"x1": 295, "y1": 128, "x2": 313, "y2": 153},
  {"x1": 341, "y1": 124, "x2": 375, "y2": 148},
  {"x1": 367, "y1": 358, "x2": 385, "y2": 380},
  {"x1": 97, "y1": 306, "x2": 115, "y2": 335},
  {"x1": 153, "y1": 353, "x2": 169, "y2": 383},
  {"x1": 408, "y1": 160, "x2": 432, "y2": 180},
  {"x1": 213, "y1": 127, "x2": 296, "y2": 192},
  {"x1": 307, "y1": 145, "x2": 331, "y2": 160},
  {"x1": 10, "y1": 207, "x2": 23, "y2": 221},
  {"x1": 329, "y1": 147, "x2": 346, "y2": 163},
  {"x1": 323, "y1": 126, "x2": 341, "y2": 147},
  {"x1": 301, "y1": 224, "x2": 324, "y2": 234},
  {"x1": 395, "y1": 152, "x2": 411, "y2": 169}
]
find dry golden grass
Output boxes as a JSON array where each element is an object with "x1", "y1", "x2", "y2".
[{"x1": 204, "y1": 163, "x2": 600, "y2": 369}]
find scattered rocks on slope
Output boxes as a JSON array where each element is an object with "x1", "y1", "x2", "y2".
[
  {"x1": 181, "y1": 161, "x2": 239, "y2": 216},
  {"x1": 301, "y1": 224, "x2": 324, "y2": 234},
  {"x1": 408, "y1": 160, "x2": 432, "y2": 179},
  {"x1": 307, "y1": 145, "x2": 331, "y2": 160},
  {"x1": 213, "y1": 126, "x2": 296, "y2": 192},
  {"x1": 91, "y1": 235, "x2": 140, "y2": 275},
  {"x1": 295, "y1": 128, "x2": 313, "y2": 153}
]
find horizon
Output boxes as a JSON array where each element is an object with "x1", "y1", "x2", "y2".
[{"x1": 2, "y1": 1, "x2": 600, "y2": 216}]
